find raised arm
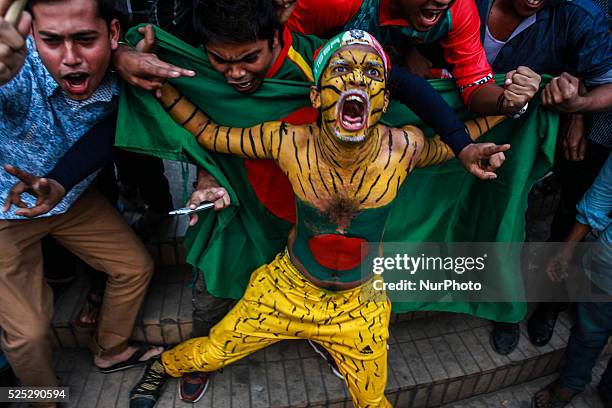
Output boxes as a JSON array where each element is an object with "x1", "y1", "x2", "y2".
[
  {"x1": 414, "y1": 115, "x2": 509, "y2": 174},
  {"x1": 158, "y1": 83, "x2": 282, "y2": 160},
  {"x1": 0, "y1": 0, "x2": 30, "y2": 86}
]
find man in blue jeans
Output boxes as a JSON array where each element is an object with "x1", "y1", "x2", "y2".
[{"x1": 533, "y1": 153, "x2": 612, "y2": 408}]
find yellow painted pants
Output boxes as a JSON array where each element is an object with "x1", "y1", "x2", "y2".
[{"x1": 162, "y1": 251, "x2": 392, "y2": 407}]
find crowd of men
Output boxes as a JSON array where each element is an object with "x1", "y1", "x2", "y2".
[{"x1": 0, "y1": 0, "x2": 610, "y2": 407}]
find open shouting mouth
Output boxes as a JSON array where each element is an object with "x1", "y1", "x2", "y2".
[
  {"x1": 338, "y1": 90, "x2": 370, "y2": 132},
  {"x1": 228, "y1": 78, "x2": 260, "y2": 94},
  {"x1": 419, "y1": 9, "x2": 443, "y2": 26},
  {"x1": 62, "y1": 72, "x2": 90, "y2": 95}
]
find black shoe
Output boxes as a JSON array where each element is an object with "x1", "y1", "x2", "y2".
[
  {"x1": 491, "y1": 322, "x2": 520, "y2": 355},
  {"x1": 129, "y1": 358, "x2": 168, "y2": 408},
  {"x1": 528, "y1": 307, "x2": 558, "y2": 347}
]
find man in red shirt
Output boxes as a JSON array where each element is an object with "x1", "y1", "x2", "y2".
[{"x1": 284, "y1": 0, "x2": 541, "y2": 116}]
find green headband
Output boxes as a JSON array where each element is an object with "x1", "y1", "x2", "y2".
[{"x1": 312, "y1": 29, "x2": 390, "y2": 85}]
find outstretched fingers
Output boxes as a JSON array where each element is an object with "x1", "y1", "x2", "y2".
[
  {"x1": 3, "y1": 181, "x2": 27, "y2": 211},
  {"x1": 3, "y1": 164, "x2": 36, "y2": 186},
  {"x1": 478, "y1": 143, "x2": 511, "y2": 158},
  {"x1": 136, "y1": 25, "x2": 195, "y2": 79},
  {"x1": 136, "y1": 24, "x2": 156, "y2": 53},
  {"x1": 14, "y1": 202, "x2": 50, "y2": 218}
]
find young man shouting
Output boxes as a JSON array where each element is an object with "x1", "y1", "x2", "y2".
[{"x1": 0, "y1": 0, "x2": 161, "y2": 402}]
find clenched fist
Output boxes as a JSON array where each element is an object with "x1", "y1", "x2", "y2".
[
  {"x1": 502, "y1": 66, "x2": 541, "y2": 114},
  {"x1": 541, "y1": 72, "x2": 584, "y2": 113},
  {"x1": 0, "y1": 0, "x2": 31, "y2": 86}
]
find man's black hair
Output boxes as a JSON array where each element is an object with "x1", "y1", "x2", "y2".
[
  {"x1": 192, "y1": 0, "x2": 280, "y2": 47},
  {"x1": 27, "y1": 0, "x2": 115, "y2": 25}
]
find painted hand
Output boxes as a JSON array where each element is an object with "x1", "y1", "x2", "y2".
[
  {"x1": 112, "y1": 24, "x2": 195, "y2": 96},
  {"x1": 2, "y1": 164, "x2": 66, "y2": 217},
  {"x1": 0, "y1": 0, "x2": 31, "y2": 86},
  {"x1": 542, "y1": 72, "x2": 584, "y2": 113},
  {"x1": 457, "y1": 143, "x2": 511, "y2": 180},
  {"x1": 502, "y1": 66, "x2": 541, "y2": 114}
]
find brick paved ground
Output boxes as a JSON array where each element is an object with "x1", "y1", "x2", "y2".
[
  {"x1": 442, "y1": 353, "x2": 611, "y2": 408},
  {"x1": 11, "y1": 310, "x2": 611, "y2": 408}
]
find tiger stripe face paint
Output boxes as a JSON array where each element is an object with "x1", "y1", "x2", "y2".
[{"x1": 314, "y1": 45, "x2": 389, "y2": 145}]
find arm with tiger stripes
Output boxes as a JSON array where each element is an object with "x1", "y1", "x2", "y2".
[
  {"x1": 158, "y1": 83, "x2": 283, "y2": 160},
  {"x1": 414, "y1": 115, "x2": 510, "y2": 169}
]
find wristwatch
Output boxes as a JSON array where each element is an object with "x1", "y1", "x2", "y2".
[
  {"x1": 510, "y1": 102, "x2": 529, "y2": 119},
  {"x1": 497, "y1": 94, "x2": 529, "y2": 119}
]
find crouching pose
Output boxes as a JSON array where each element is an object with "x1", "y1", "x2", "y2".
[{"x1": 129, "y1": 30, "x2": 509, "y2": 408}]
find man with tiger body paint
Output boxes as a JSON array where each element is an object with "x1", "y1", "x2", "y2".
[
  {"x1": 119, "y1": 2, "x2": 509, "y2": 401},
  {"x1": 129, "y1": 30, "x2": 510, "y2": 408}
]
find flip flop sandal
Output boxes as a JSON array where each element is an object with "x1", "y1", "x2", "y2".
[
  {"x1": 532, "y1": 380, "x2": 575, "y2": 408},
  {"x1": 74, "y1": 290, "x2": 103, "y2": 328},
  {"x1": 98, "y1": 343, "x2": 164, "y2": 374}
]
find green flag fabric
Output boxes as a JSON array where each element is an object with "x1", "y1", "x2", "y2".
[{"x1": 117, "y1": 27, "x2": 559, "y2": 323}]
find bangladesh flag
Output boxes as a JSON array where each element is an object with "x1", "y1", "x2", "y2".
[{"x1": 116, "y1": 27, "x2": 559, "y2": 323}]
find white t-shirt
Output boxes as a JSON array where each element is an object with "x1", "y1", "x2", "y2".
[{"x1": 483, "y1": 14, "x2": 537, "y2": 64}]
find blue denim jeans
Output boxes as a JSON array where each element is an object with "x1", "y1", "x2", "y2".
[{"x1": 560, "y1": 302, "x2": 612, "y2": 398}]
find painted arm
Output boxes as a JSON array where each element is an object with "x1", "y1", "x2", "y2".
[
  {"x1": 415, "y1": 116, "x2": 508, "y2": 168},
  {"x1": 158, "y1": 83, "x2": 282, "y2": 160}
]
